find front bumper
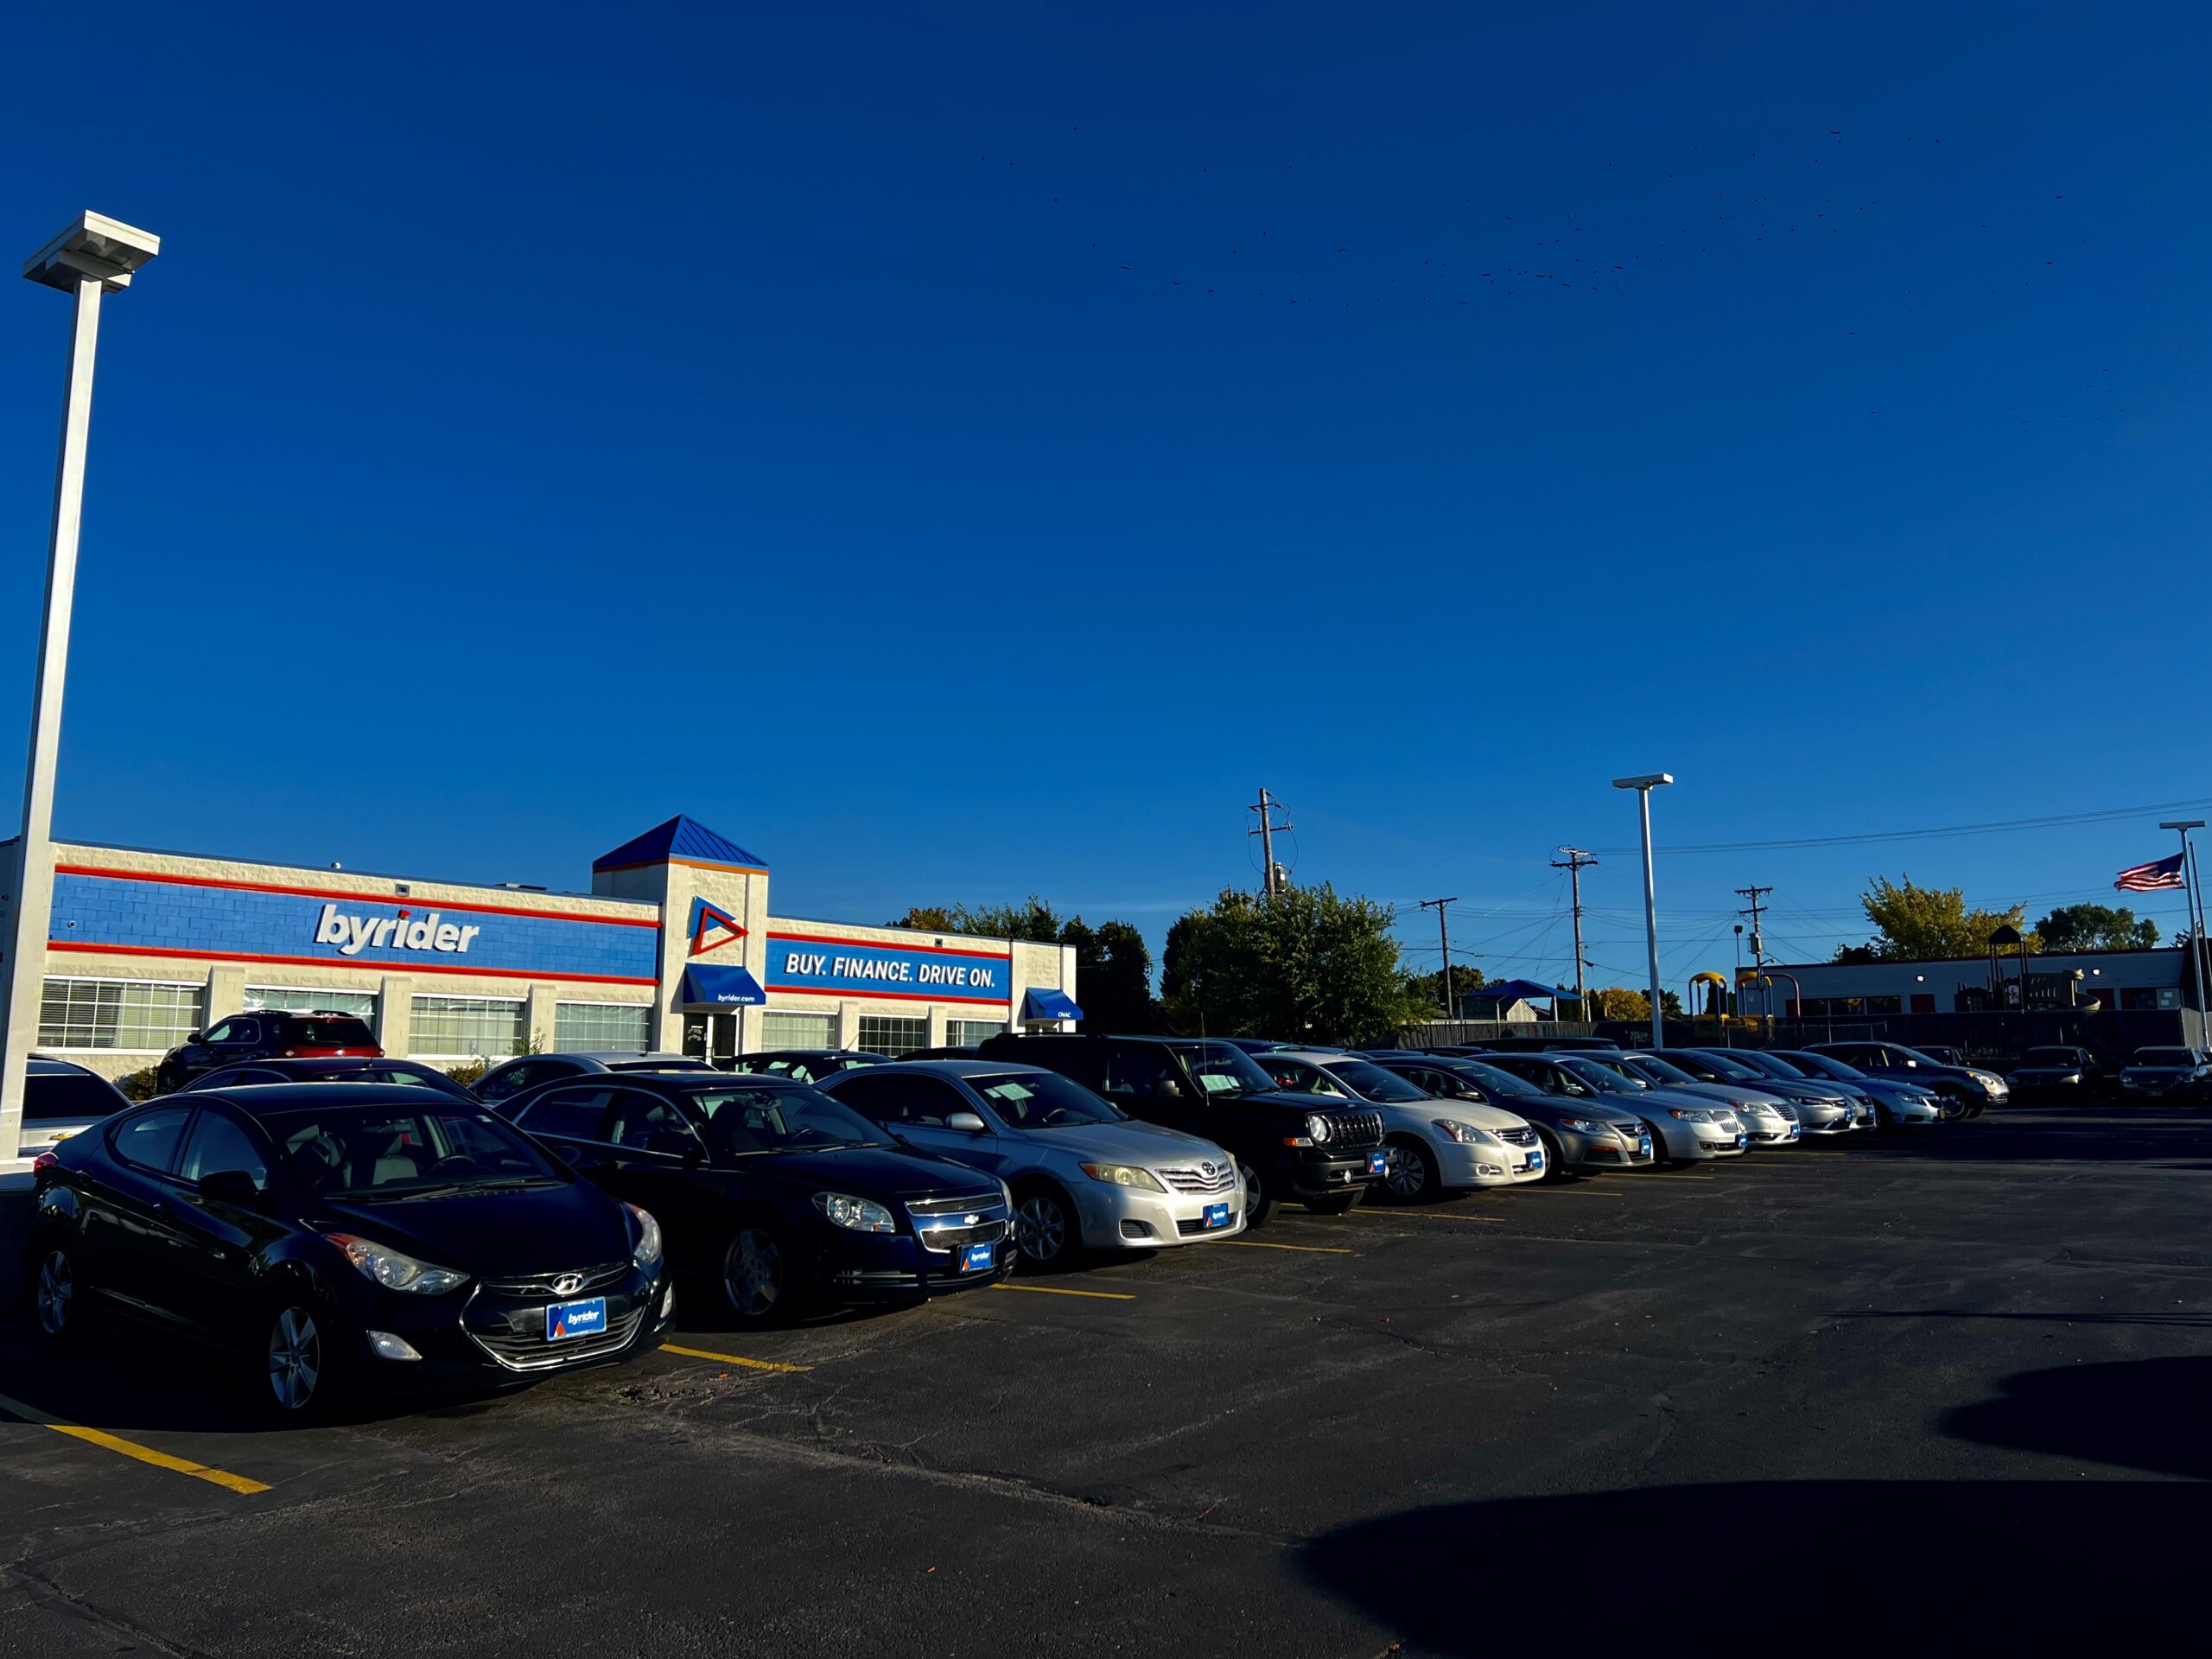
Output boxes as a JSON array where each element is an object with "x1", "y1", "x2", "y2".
[
  {"x1": 1071, "y1": 1173, "x2": 1248, "y2": 1249},
  {"x1": 1285, "y1": 1147, "x2": 1388, "y2": 1199},
  {"x1": 810, "y1": 1206, "x2": 1016, "y2": 1303},
  {"x1": 1570, "y1": 1125, "x2": 1657, "y2": 1168},
  {"x1": 1437, "y1": 1139, "x2": 1547, "y2": 1187},
  {"x1": 1681, "y1": 1124, "x2": 1750, "y2": 1159},
  {"x1": 354, "y1": 1260, "x2": 672, "y2": 1388},
  {"x1": 2121, "y1": 1076, "x2": 2202, "y2": 1098},
  {"x1": 1795, "y1": 1103, "x2": 1855, "y2": 1135}
]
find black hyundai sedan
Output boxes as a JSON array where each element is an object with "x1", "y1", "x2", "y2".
[
  {"x1": 175, "y1": 1056, "x2": 477, "y2": 1099},
  {"x1": 29, "y1": 1085, "x2": 671, "y2": 1417},
  {"x1": 499, "y1": 1071, "x2": 1013, "y2": 1325}
]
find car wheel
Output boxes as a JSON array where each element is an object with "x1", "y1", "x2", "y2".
[
  {"x1": 32, "y1": 1245, "x2": 92, "y2": 1344},
  {"x1": 1643, "y1": 1120, "x2": 1676, "y2": 1167},
  {"x1": 1377, "y1": 1135, "x2": 1439, "y2": 1204},
  {"x1": 1012, "y1": 1185, "x2": 1076, "y2": 1268},
  {"x1": 721, "y1": 1224, "x2": 799, "y2": 1325},
  {"x1": 265, "y1": 1300, "x2": 340, "y2": 1418},
  {"x1": 1237, "y1": 1160, "x2": 1276, "y2": 1230},
  {"x1": 1533, "y1": 1127, "x2": 1570, "y2": 1182}
]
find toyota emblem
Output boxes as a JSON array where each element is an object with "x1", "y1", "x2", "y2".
[{"x1": 552, "y1": 1273, "x2": 584, "y2": 1296}]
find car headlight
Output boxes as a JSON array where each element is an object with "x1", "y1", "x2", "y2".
[
  {"x1": 811, "y1": 1192, "x2": 896, "y2": 1232},
  {"x1": 1431, "y1": 1119, "x2": 1500, "y2": 1146},
  {"x1": 325, "y1": 1233, "x2": 469, "y2": 1294},
  {"x1": 1080, "y1": 1162, "x2": 1166, "y2": 1192},
  {"x1": 1556, "y1": 1117, "x2": 1611, "y2": 1135},
  {"x1": 625, "y1": 1203, "x2": 663, "y2": 1269},
  {"x1": 1305, "y1": 1113, "x2": 1334, "y2": 1145},
  {"x1": 1668, "y1": 1108, "x2": 1716, "y2": 1122}
]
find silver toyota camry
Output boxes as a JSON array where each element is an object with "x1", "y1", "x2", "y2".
[{"x1": 819, "y1": 1060, "x2": 1245, "y2": 1266}]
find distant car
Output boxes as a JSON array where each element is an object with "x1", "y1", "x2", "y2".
[
  {"x1": 156, "y1": 1010, "x2": 381, "y2": 1093},
  {"x1": 1256, "y1": 1051, "x2": 1545, "y2": 1200},
  {"x1": 1770, "y1": 1051, "x2": 1945, "y2": 1127},
  {"x1": 1212, "y1": 1038, "x2": 1294, "y2": 1055},
  {"x1": 1441, "y1": 1034, "x2": 1621, "y2": 1054},
  {"x1": 1913, "y1": 1046, "x2": 1968, "y2": 1068},
  {"x1": 1672, "y1": 1049, "x2": 1865, "y2": 1135},
  {"x1": 1803, "y1": 1040, "x2": 2008, "y2": 1116},
  {"x1": 2117, "y1": 1046, "x2": 2212, "y2": 1101},
  {"x1": 1497, "y1": 1052, "x2": 1749, "y2": 1163},
  {"x1": 2006, "y1": 1046, "x2": 2108, "y2": 1102},
  {"x1": 499, "y1": 1070, "x2": 1012, "y2": 1324},
  {"x1": 820, "y1": 1060, "x2": 1245, "y2": 1264},
  {"x1": 1368, "y1": 1053, "x2": 1656, "y2": 1178},
  {"x1": 474, "y1": 1052, "x2": 714, "y2": 1109},
  {"x1": 30, "y1": 1085, "x2": 671, "y2": 1416},
  {"x1": 14, "y1": 1058, "x2": 130, "y2": 1160},
  {"x1": 728, "y1": 1050, "x2": 892, "y2": 1084},
  {"x1": 178, "y1": 1057, "x2": 476, "y2": 1098},
  {"x1": 896, "y1": 1046, "x2": 981, "y2": 1061}
]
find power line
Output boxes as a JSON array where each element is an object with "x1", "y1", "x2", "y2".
[
  {"x1": 1247, "y1": 788, "x2": 1292, "y2": 903},
  {"x1": 1592, "y1": 796, "x2": 2212, "y2": 857},
  {"x1": 1419, "y1": 896, "x2": 1459, "y2": 1016},
  {"x1": 1551, "y1": 847, "x2": 1599, "y2": 1008}
]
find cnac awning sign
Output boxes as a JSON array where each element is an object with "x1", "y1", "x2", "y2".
[{"x1": 765, "y1": 933, "x2": 1011, "y2": 1005}]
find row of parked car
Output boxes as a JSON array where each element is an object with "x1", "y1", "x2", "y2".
[{"x1": 8, "y1": 1019, "x2": 2177, "y2": 1421}]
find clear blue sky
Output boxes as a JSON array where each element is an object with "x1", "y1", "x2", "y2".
[{"x1": 2, "y1": 3, "x2": 2206, "y2": 990}]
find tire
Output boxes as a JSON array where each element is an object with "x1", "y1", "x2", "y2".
[
  {"x1": 1377, "y1": 1135, "x2": 1440, "y2": 1205},
  {"x1": 1237, "y1": 1159, "x2": 1277, "y2": 1230},
  {"x1": 31, "y1": 1243, "x2": 92, "y2": 1344},
  {"x1": 1304, "y1": 1192, "x2": 1362, "y2": 1215},
  {"x1": 264, "y1": 1299, "x2": 344, "y2": 1420},
  {"x1": 1873, "y1": 1103, "x2": 1891, "y2": 1129},
  {"x1": 720, "y1": 1223, "x2": 803, "y2": 1326},
  {"x1": 1533, "y1": 1127, "x2": 1570, "y2": 1183},
  {"x1": 1011, "y1": 1184, "x2": 1077, "y2": 1268}
]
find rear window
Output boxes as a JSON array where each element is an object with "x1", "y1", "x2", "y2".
[
  {"x1": 279, "y1": 1016, "x2": 376, "y2": 1047},
  {"x1": 25, "y1": 1071, "x2": 124, "y2": 1122}
]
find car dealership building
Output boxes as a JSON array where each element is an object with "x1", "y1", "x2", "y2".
[{"x1": 0, "y1": 816, "x2": 1081, "y2": 1081}]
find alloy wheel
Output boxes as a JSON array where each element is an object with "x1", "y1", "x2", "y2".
[
  {"x1": 725, "y1": 1230, "x2": 783, "y2": 1319},
  {"x1": 1382, "y1": 1142, "x2": 1426, "y2": 1201},
  {"x1": 34, "y1": 1250, "x2": 72, "y2": 1337},
  {"x1": 1014, "y1": 1194, "x2": 1068, "y2": 1263},
  {"x1": 268, "y1": 1306, "x2": 322, "y2": 1413}
]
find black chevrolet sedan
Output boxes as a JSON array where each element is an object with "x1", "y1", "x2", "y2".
[
  {"x1": 29, "y1": 1085, "x2": 671, "y2": 1417},
  {"x1": 499, "y1": 1071, "x2": 1012, "y2": 1325}
]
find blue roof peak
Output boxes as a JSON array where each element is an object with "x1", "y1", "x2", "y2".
[{"x1": 593, "y1": 816, "x2": 767, "y2": 873}]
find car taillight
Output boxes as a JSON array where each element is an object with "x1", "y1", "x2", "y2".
[{"x1": 32, "y1": 1152, "x2": 59, "y2": 1173}]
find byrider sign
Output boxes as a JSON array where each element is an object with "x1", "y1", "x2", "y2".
[
  {"x1": 765, "y1": 932, "x2": 1012, "y2": 1005},
  {"x1": 315, "y1": 903, "x2": 481, "y2": 958}
]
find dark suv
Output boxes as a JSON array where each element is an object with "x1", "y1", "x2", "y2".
[
  {"x1": 975, "y1": 1033, "x2": 1385, "y2": 1225},
  {"x1": 157, "y1": 1011, "x2": 381, "y2": 1094}
]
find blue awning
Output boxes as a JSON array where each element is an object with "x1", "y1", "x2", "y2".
[
  {"x1": 679, "y1": 964, "x2": 767, "y2": 1007},
  {"x1": 1021, "y1": 987, "x2": 1084, "y2": 1022}
]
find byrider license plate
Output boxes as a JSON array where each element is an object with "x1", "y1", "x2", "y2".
[
  {"x1": 960, "y1": 1243, "x2": 995, "y2": 1273},
  {"x1": 1735, "y1": 1133, "x2": 1749, "y2": 1149},
  {"x1": 545, "y1": 1296, "x2": 607, "y2": 1343},
  {"x1": 1638, "y1": 1136, "x2": 1653, "y2": 1157},
  {"x1": 1205, "y1": 1201, "x2": 1231, "y2": 1230},
  {"x1": 1368, "y1": 1151, "x2": 1388, "y2": 1175},
  {"x1": 1525, "y1": 1151, "x2": 1544, "y2": 1172}
]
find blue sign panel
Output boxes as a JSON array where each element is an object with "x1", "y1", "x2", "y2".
[
  {"x1": 680, "y1": 964, "x2": 767, "y2": 1007},
  {"x1": 765, "y1": 933, "x2": 1011, "y2": 1005},
  {"x1": 50, "y1": 868, "x2": 659, "y2": 984}
]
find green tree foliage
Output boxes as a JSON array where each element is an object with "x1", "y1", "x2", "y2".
[
  {"x1": 887, "y1": 897, "x2": 1158, "y2": 1029},
  {"x1": 1584, "y1": 986, "x2": 1683, "y2": 1021},
  {"x1": 2031, "y1": 903, "x2": 2159, "y2": 952},
  {"x1": 1402, "y1": 963, "x2": 1486, "y2": 1017},
  {"x1": 884, "y1": 906, "x2": 960, "y2": 932},
  {"x1": 1161, "y1": 884, "x2": 1423, "y2": 1046},
  {"x1": 1840, "y1": 876, "x2": 2036, "y2": 961}
]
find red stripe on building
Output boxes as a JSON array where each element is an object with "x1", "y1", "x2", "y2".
[
  {"x1": 764, "y1": 983, "x2": 1009, "y2": 1007},
  {"x1": 54, "y1": 863, "x2": 662, "y2": 928},
  {"x1": 766, "y1": 930, "x2": 1013, "y2": 962},
  {"x1": 49, "y1": 939, "x2": 658, "y2": 987}
]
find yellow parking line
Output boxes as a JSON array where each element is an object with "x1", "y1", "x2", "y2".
[
  {"x1": 0, "y1": 1391, "x2": 269, "y2": 1495},
  {"x1": 659, "y1": 1344, "x2": 814, "y2": 1372},
  {"x1": 1522, "y1": 1186, "x2": 1623, "y2": 1196},
  {"x1": 1220, "y1": 1238, "x2": 1355, "y2": 1255},
  {"x1": 1342, "y1": 1207, "x2": 1503, "y2": 1224},
  {"x1": 989, "y1": 1282, "x2": 1137, "y2": 1301}
]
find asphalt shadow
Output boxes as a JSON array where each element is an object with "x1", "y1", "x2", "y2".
[
  {"x1": 1825, "y1": 1105, "x2": 2212, "y2": 1165},
  {"x1": 1299, "y1": 1479, "x2": 2209, "y2": 1651},
  {"x1": 1940, "y1": 1355, "x2": 2212, "y2": 1480}
]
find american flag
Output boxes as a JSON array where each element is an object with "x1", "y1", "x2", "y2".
[{"x1": 2114, "y1": 854, "x2": 2187, "y2": 893}]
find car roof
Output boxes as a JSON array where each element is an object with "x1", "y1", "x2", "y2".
[
  {"x1": 28, "y1": 1056, "x2": 97, "y2": 1077},
  {"x1": 162, "y1": 1083, "x2": 479, "y2": 1111}
]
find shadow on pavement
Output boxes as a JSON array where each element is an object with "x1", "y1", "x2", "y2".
[
  {"x1": 1300, "y1": 1478, "x2": 2206, "y2": 1651},
  {"x1": 1823, "y1": 1104, "x2": 2212, "y2": 1165},
  {"x1": 1939, "y1": 1356, "x2": 2212, "y2": 1479}
]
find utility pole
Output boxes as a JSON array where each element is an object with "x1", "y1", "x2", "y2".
[
  {"x1": 1552, "y1": 848, "x2": 1599, "y2": 1011},
  {"x1": 1735, "y1": 884, "x2": 1772, "y2": 1026},
  {"x1": 1419, "y1": 897, "x2": 1459, "y2": 1019},
  {"x1": 1248, "y1": 788, "x2": 1293, "y2": 904}
]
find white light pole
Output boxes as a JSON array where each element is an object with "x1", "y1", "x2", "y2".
[
  {"x1": 1612, "y1": 772, "x2": 1674, "y2": 1050},
  {"x1": 0, "y1": 213, "x2": 159, "y2": 1164},
  {"x1": 2158, "y1": 819, "x2": 2211, "y2": 1048}
]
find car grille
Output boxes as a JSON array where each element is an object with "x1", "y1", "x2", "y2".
[
  {"x1": 1175, "y1": 1216, "x2": 1237, "y2": 1236},
  {"x1": 467, "y1": 1305, "x2": 645, "y2": 1371},
  {"x1": 909, "y1": 1193, "x2": 1011, "y2": 1255},
  {"x1": 917, "y1": 1220, "x2": 1008, "y2": 1251},
  {"x1": 1161, "y1": 1164, "x2": 1237, "y2": 1194},
  {"x1": 1324, "y1": 1111, "x2": 1383, "y2": 1149},
  {"x1": 908, "y1": 1192, "x2": 1003, "y2": 1217},
  {"x1": 1495, "y1": 1126, "x2": 1539, "y2": 1148},
  {"x1": 480, "y1": 1261, "x2": 629, "y2": 1296}
]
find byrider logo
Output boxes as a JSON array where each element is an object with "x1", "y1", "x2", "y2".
[
  {"x1": 690, "y1": 898, "x2": 747, "y2": 958},
  {"x1": 315, "y1": 903, "x2": 482, "y2": 958}
]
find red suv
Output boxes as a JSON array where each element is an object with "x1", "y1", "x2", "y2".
[{"x1": 157, "y1": 1010, "x2": 382, "y2": 1094}]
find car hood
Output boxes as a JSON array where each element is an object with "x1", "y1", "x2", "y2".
[
  {"x1": 1014, "y1": 1119, "x2": 1225, "y2": 1166},
  {"x1": 2123, "y1": 1066, "x2": 2195, "y2": 1079},
  {"x1": 1487, "y1": 1095, "x2": 1643, "y2": 1129},
  {"x1": 1626, "y1": 1083, "x2": 1777, "y2": 1112},
  {"x1": 1375, "y1": 1098, "x2": 1530, "y2": 1134},
  {"x1": 314, "y1": 1179, "x2": 630, "y2": 1277},
  {"x1": 737, "y1": 1143, "x2": 1007, "y2": 1202},
  {"x1": 2011, "y1": 1066, "x2": 2083, "y2": 1079}
]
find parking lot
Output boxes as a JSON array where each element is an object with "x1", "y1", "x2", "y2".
[{"x1": 4, "y1": 1103, "x2": 2210, "y2": 1656}]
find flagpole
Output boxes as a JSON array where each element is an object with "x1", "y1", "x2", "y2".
[{"x1": 2158, "y1": 823, "x2": 2212, "y2": 1049}]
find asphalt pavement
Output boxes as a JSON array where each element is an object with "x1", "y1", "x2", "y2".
[{"x1": 3, "y1": 1103, "x2": 2209, "y2": 1656}]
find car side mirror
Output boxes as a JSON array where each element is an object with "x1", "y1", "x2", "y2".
[
  {"x1": 198, "y1": 1169, "x2": 261, "y2": 1205},
  {"x1": 946, "y1": 1111, "x2": 988, "y2": 1135},
  {"x1": 186, "y1": 1031, "x2": 203, "y2": 1045},
  {"x1": 1153, "y1": 1077, "x2": 1185, "y2": 1099}
]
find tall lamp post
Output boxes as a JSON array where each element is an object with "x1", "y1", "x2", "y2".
[
  {"x1": 1611, "y1": 772, "x2": 1674, "y2": 1050},
  {"x1": 0, "y1": 213, "x2": 160, "y2": 1163},
  {"x1": 2158, "y1": 819, "x2": 2212, "y2": 1047}
]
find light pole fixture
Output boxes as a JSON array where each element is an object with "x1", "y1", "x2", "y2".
[
  {"x1": 2159, "y1": 819, "x2": 2211, "y2": 1046},
  {"x1": 0, "y1": 213, "x2": 160, "y2": 1165},
  {"x1": 1611, "y1": 772, "x2": 1673, "y2": 1049}
]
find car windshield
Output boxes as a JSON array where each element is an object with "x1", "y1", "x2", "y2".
[
  {"x1": 2134, "y1": 1049, "x2": 2196, "y2": 1066},
  {"x1": 257, "y1": 1103, "x2": 568, "y2": 1199},
  {"x1": 686, "y1": 1085, "x2": 890, "y2": 1155},
  {"x1": 2024, "y1": 1048, "x2": 2081, "y2": 1065},
  {"x1": 1442, "y1": 1060, "x2": 1544, "y2": 1099},
  {"x1": 1624, "y1": 1054, "x2": 1702, "y2": 1086},
  {"x1": 1560, "y1": 1058, "x2": 1644, "y2": 1094},
  {"x1": 1674, "y1": 1051, "x2": 1763, "y2": 1080},
  {"x1": 1318, "y1": 1060, "x2": 1430, "y2": 1103},
  {"x1": 1172, "y1": 1043, "x2": 1280, "y2": 1096},
  {"x1": 1893, "y1": 1047, "x2": 1949, "y2": 1066},
  {"x1": 1785, "y1": 1052, "x2": 1867, "y2": 1080},
  {"x1": 1731, "y1": 1052, "x2": 1809, "y2": 1078},
  {"x1": 972, "y1": 1071, "x2": 1126, "y2": 1128}
]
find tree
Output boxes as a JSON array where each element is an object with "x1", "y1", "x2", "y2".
[
  {"x1": 1585, "y1": 986, "x2": 1683, "y2": 1022},
  {"x1": 887, "y1": 896, "x2": 1158, "y2": 1029},
  {"x1": 1403, "y1": 963, "x2": 1485, "y2": 1016},
  {"x1": 953, "y1": 895, "x2": 1065, "y2": 943},
  {"x1": 1162, "y1": 883, "x2": 1423, "y2": 1046},
  {"x1": 2032, "y1": 903, "x2": 2159, "y2": 952},
  {"x1": 1840, "y1": 876, "x2": 2036, "y2": 961},
  {"x1": 884, "y1": 906, "x2": 959, "y2": 932}
]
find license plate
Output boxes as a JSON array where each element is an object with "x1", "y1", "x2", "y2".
[
  {"x1": 1638, "y1": 1137, "x2": 1652, "y2": 1157},
  {"x1": 545, "y1": 1296, "x2": 607, "y2": 1343},
  {"x1": 1735, "y1": 1133, "x2": 1748, "y2": 1148},
  {"x1": 1368, "y1": 1151, "x2": 1387, "y2": 1175},
  {"x1": 960, "y1": 1243, "x2": 995, "y2": 1273},
  {"x1": 1204, "y1": 1201, "x2": 1230, "y2": 1230},
  {"x1": 1526, "y1": 1151, "x2": 1543, "y2": 1171}
]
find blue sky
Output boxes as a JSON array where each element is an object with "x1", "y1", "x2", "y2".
[{"x1": 1, "y1": 3, "x2": 2206, "y2": 990}]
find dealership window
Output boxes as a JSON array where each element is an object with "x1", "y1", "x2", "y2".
[
  {"x1": 245, "y1": 986, "x2": 377, "y2": 1020},
  {"x1": 410, "y1": 995, "x2": 527, "y2": 1057},
  {"x1": 855, "y1": 1014, "x2": 927, "y2": 1056},
  {"x1": 947, "y1": 1020, "x2": 1007, "y2": 1047},
  {"x1": 39, "y1": 977, "x2": 203, "y2": 1052},
  {"x1": 555, "y1": 1001, "x2": 651, "y2": 1053},
  {"x1": 756, "y1": 1011, "x2": 836, "y2": 1052},
  {"x1": 1862, "y1": 995, "x2": 1903, "y2": 1015}
]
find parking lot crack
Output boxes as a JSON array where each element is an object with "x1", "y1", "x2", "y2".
[{"x1": 1, "y1": 1560, "x2": 214, "y2": 1657}]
